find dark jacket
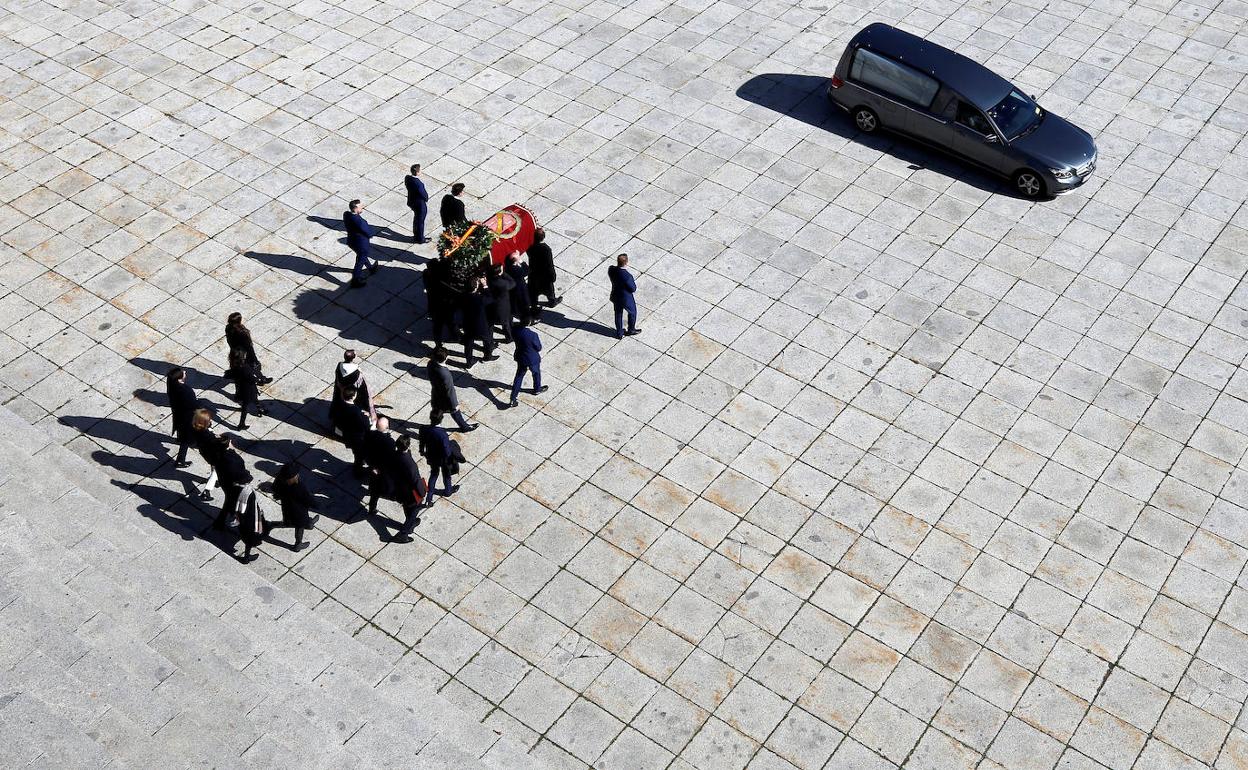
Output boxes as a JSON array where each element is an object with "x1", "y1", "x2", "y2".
[
  {"x1": 218, "y1": 448, "x2": 251, "y2": 487},
  {"x1": 365, "y1": 429, "x2": 400, "y2": 497},
  {"x1": 505, "y1": 260, "x2": 531, "y2": 312},
  {"x1": 344, "y1": 211, "x2": 374, "y2": 252},
  {"x1": 461, "y1": 290, "x2": 491, "y2": 337},
  {"x1": 428, "y1": 360, "x2": 458, "y2": 411},
  {"x1": 487, "y1": 271, "x2": 515, "y2": 322},
  {"x1": 423, "y1": 260, "x2": 456, "y2": 318},
  {"x1": 237, "y1": 487, "x2": 265, "y2": 547},
  {"x1": 195, "y1": 429, "x2": 225, "y2": 466},
  {"x1": 405, "y1": 175, "x2": 428, "y2": 211},
  {"x1": 418, "y1": 424, "x2": 454, "y2": 466},
  {"x1": 527, "y1": 242, "x2": 556, "y2": 291},
  {"x1": 167, "y1": 379, "x2": 197, "y2": 436},
  {"x1": 608, "y1": 265, "x2": 637, "y2": 309},
  {"x1": 225, "y1": 325, "x2": 259, "y2": 367},
  {"x1": 440, "y1": 194, "x2": 466, "y2": 228},
  {"x1": 228, "y1": 362, "x2": 260, "y2": 405},
  {"x1": 513, "y1": 326, "x2": 542, "y2": 367},
  {"x1": 272, "y1": 477, "x2": 313, "y2": 528},
  {"x1": 395, "y1": 451, "x2": 425, "y2": 506},
  {"x1": 332, "y1": 399, "x2": 370, "y2": 447}
]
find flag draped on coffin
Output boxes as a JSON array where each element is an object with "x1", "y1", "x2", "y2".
[{"x1": 485, "y1": 204, "x2": 537, "y2": 265}]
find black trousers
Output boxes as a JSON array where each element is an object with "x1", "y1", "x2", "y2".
[
  {"x1": 463, "y1": 334, "x2": 495, "y2": 364},
  {"x1": 175, "y1": 438, "x2": 191, "y2": 464},
  {"x1": 215, "y1": 484, "x2": 241, "y2": 529},
  {"x1": 431, "y1": 408, "x2": 472, "y2": 431}
]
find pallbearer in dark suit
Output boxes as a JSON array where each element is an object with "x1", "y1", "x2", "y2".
[
  {"x1": 460, "y1": 279, "x2": 498, "y2": 367},
  {"x1": 344, "y1": 199, "x2": 377, "y2": 288},
  {"x1": 487, "y1": 264, "x2": 515, "y2": 343},
  {"x1": 333, "y1": 387, "x2": 371, "y2": 477},
  {"x1": 166, "y1": 367, "x2": 198, "y2": 468},
  {"x1": 508, "y1": 319, "x2": 548, "y2": 408},
  {"x1": 405, "y1": 164, "x2": 430, "y2": 243},
  {"x1": 527, "y1": 227, "x2": 561, "y2": 307},
  {"x1": 440, "y1": 182, "x2": 467, "y2": 229},
  {"x1": 505, "y1": 251, "x2": 533, "y2": 325},
  {"x1": 607, "y1": 253, "x2": 640, "y2": 339}
]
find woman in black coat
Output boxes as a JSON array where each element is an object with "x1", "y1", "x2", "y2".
[
  {"x1": 191, "y1": 408, "x2": 222, "y2": 501},
  {"x1": 271, "y1": 463, "x2": 316, "y2": 551},
  {"x1": 225, "y1": 312, "x2": 272, "y2": 385},
  {"x1": 227, "y1": 348, "x2": 265, "y2": 430}
]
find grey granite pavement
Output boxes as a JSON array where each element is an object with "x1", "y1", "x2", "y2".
[{"x1": 1, "y1": 0, "x2": 1247, "y2": 768}]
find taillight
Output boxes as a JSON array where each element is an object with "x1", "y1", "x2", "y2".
[{"x1": 831, "y1": 76, "x2": 844, "y2": 88}]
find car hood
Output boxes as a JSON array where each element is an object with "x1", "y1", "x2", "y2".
[{"x1": 1010, "y1": 112, "x2": 1096, "y2": 169}]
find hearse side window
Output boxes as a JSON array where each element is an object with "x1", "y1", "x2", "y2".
[{"x1": 849, "y1": 48, "x2": 940, "y2": 108}]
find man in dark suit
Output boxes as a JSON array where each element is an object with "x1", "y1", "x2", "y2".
[
  {"x1": 392, "y1": 435, "x2": 427, "y2": 542},
  {"x1": 166, "y1": 366, "x2": 198, "y2": 468},
  {"x1": 365, "y1": 416, "x2": 401, "y2": 516},
  {"x1": 504, "y1": 251, "x2": 533, "y2": 325},
  {"x1": 213, "y1": 434, "x2": 252, "y2": 530},
  {"x1": 486, "y1": 264, "x2": 515, "y2": 343},
  {"x1": 404, "y1": 164, "x2": 430, "y2": 244},
  {"x1": 428, "y1": 347, "x2": 477, "y2": 432},
  {"x1": 439, "y1": 182, "x2": 467, "y2": 229},
  {"x1": 460, "y1": 279, "x2": 498, "y2": 367},
  {"x1": 608, "y1": 253, "x2": 640, "y2": 338},
  {"x1": 419, "y1": 423, "x2": 461, "y2": 505},
  {"x1": 527, "y1": 227, "x2": 561, "y2": 307},
  {"x1": 344, "y1": 199, "x2": 377, "y2": 288},
  {"x1": 332, "y1": 387, "x2": 372, "y2": 477},
  {"x1": 423, "y1": 257, "x2": 460, "y2": 345},
  {"x1": 508, "y1": 319, "x2": 548, "y2": 408}
]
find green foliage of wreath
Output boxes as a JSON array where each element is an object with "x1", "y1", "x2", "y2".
[{"x1": 437, "y1": 220, "x2": 495, "y2": 292}]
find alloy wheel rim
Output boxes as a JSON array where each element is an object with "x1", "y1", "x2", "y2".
[
  {"x1": 1018, "y1": 174, "x2": 1040, "y2": 196},
  {"x1": 856, "y1": 112, "x2": 875, "y2": 131}
]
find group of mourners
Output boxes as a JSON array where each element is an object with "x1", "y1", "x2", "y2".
[{"x1": 161, "y1": 166, "x2": 647, "y2": 560}]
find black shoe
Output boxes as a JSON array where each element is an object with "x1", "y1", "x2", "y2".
[
  {"x1": 615, "y1": 333, "x2": 623, "y2": 339},
  {"x1": 258, "y1": 376, "x2": 273, "y2": 385},
  {"x1": 419, "y1": 238, "x2": 431, "y2": 244},
  {"x1": 484, "y1": 354, "x2": 499, "y2": 361},
  {"x1": 238, "y1": 422, "x2": 247, "y2": 431},
  {"x1": 293, "y1": 541, "x2": 310, "y2": 551},
  {"x1": 392, "y1": 534, "x2": 414, "y2": 544},
  {"x1": 447, "y1": 485, "x2": 460, "y2": 495},
  {"x1": 199, "y1": 490, "x2": 212, "y2": 501},
  {"x1": 462, "y1": 424, "x2": 479, "y2": 432},
  {"x1": 307, "y1": 515, "x2": 320, "y2": 528},
  {"x1": 507, "y1": 399, "x2": 518, "y2": 408},
  {"x1": 257, "y1": 408, "x2": 268, "y2": 417},
  {"x1": 626, "y1": 328, "x2": 642, "y2": 336},
  {"x1": 175, "y1": 461, "x2": 192, "y2": 469},
  {"x1": 551, "y1": 296, "x2": 562, "y2": 307},
  {"x1": 368, "y1": 263, "x2": 379, "y2": 275},
  {"x1": 534, "y1": 385, "x2": 548, "y2": 395}
]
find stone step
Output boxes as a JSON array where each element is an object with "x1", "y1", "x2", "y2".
[
  {"x1": 0, "y1": 405, "x2": 536, "y2": 768},
  {"x1": 0, "y1": 691, "x2": 113, "y2": 768}
]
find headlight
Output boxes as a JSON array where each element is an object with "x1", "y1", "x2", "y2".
[{"x1": 1050, "y1": 167, "x2": 1075, "y2": 180}]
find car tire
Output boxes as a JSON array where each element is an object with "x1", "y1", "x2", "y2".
[
  {"x1": 1013, "y1": 169, "x2": 1046, "y2": 199},
  {"x1": 853, "y1": 107, "x2": 879, "y2": 134}
]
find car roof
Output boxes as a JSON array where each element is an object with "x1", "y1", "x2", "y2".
[{"x1": 849, "y1": 23, "x2": 1013, "y2": 111}]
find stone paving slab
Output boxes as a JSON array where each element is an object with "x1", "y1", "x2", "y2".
[{"x1": 1, "y1": 0, "x2": 1247, "y2": 768}]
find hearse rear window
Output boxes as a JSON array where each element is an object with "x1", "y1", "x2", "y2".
[{"x1": 850, "y1": 48, "x2": 939, "y2": 108}]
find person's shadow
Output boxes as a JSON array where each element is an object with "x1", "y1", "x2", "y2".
[
  {"x1": 307, "y1": 215, "x2": 412, "y2": 244},
  {"x1": 539, "y1": 309, "x2": 618, "y2": 338},
  {"x1": 736, "y1": 73, "x2": 1007, "y2": 195}
]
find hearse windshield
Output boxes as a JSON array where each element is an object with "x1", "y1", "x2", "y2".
[{"x1": 988, "y1": 90, "x2": 1041, "y2": 140}]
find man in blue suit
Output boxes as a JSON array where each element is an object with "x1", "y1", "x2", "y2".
[
  {"x1": 607, "y1": 253, "x2": 640, "y2": 338},
  {"x1": 508, "y1": 319, "x2": 548, "y2": 408},
  {"x1": 344, "y1": 199, "x2": 377, "y2": 288},
  {"x1": 405, "y1": 164, "x2": 430, "y2": 244}
]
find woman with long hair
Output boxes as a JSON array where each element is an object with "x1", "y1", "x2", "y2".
[
  {"x1": 227, "y1": 348, "x2": 266, "y2": 430},
  {"x1": 225, "y1": 312, "x2": 272, "y2": 385}
]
